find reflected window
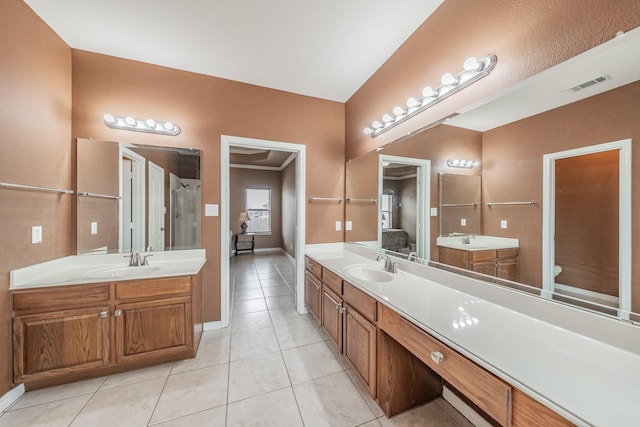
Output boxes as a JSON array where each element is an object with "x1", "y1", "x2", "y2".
[
  {"x1": 381, "y1": 193, "x2": 393, "y2": 229},
  {"x1": 245, "y1": 187, "x2": 271, "y2": 234}
]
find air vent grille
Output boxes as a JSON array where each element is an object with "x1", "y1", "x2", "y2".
[{"x1": 567, "y1": 74, "x2": 612, "y2": 92}]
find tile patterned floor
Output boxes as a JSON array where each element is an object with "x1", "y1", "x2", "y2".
[{"x1": 0, "y1": 251, "x2": 474, "y2": 427}]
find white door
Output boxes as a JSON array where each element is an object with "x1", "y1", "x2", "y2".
[
  {"x1": 148, "y1": 162, "x2": 165, "y2": 252},
  {"x1": 121, "y1": 158, "x2": 133, "y2": 252}
]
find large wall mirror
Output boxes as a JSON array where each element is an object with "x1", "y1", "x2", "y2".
[
  {"x1": 345, "y1": 27, "x2": 640, "y2": 322},
  {"x1": 77, "y1": 139, "x2": 201, "y2": 255}
]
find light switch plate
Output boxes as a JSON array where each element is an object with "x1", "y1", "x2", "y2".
[
  {"x1": 461, "y1": 218, "x2": 467, "y2": 226},
  {"x1": 335, "y1": 221, "x2": 342, "y2": 231},
  {"x1": 91, "y1": 222, "x2": 98, "y2": 235},
  {"x1": 205, "y1": 204, "x2": 219, "y2": 217},
  {"x1": 430, "y1": 207, "x2": 438, "y2": 217},
  {"x1": 346, "y1": 221, "x2": 352, "y2": 231},
  {"x1": 501, "y1": 219, "x2": 508, "y2": 229},
  {"x1": 32, "y1": 226, "x2": 42, "y2": 244}
]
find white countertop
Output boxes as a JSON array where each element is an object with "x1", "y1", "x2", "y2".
[
  {"x1": 306, "y1": 243, "x2": 640, "y2": 427},
  {"x1": 10, "y1": 249, "x2": 206, "y2": 289},
  {"x1": 436, "y1": 235, "x2": 519, "y2": 251}
]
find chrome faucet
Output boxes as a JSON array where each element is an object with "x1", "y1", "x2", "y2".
[
  {"x1": 407, "y1": 252, "x2": 417, "y2": 262},
  {"x1": 377, "y1": 254, "x2": 398, "y2": 273},
  {"x1": 125, "y1": 251, "x2": 153, "y2": 266}
]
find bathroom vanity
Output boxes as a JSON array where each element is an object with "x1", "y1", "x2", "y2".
[
  {"x1": 10, "y1": 250, "x2": 205, "y2": 389},
  {"x1": 306, "y1": 243, "x2": 640, "y2": 427}
]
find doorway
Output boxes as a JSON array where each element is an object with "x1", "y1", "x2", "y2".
[
  {"x1": 221, "y1": 135, "x2": 306, "y2": 328},
  {"x1": 148, "y1": 161, "x2": 166, "y2": 252},
  {"x1": 119, "y1": 146, "x2": 145, "y2": 253},
  {"x1": 542, "y1": 138, "x2": 631, "y2": 315}
]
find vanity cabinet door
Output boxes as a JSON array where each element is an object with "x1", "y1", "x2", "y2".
[
  {"x1": 496, "y1": 249, "x2": 519, "y2": 282},
  {"x1": 114, "y1": 296, "x2": 193, "y2": 365},
  {"x1": 344, "y1": 303, "x2": 377, "y2": 397},
  {"x1": 321, "y1": 285, "x2": 343, "y2": 353},
  {"x1": 304, "y1": 271, "x2": 322, "y2": 324},
  {"x1": 13, "y1": 306, "x2": 110, "y2": 383}
]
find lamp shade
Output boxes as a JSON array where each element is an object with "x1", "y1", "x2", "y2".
[{"x1": 237, "y1": 212, "x2": 250, "y2": 222}]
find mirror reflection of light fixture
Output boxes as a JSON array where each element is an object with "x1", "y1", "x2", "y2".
[
  {"x1": 103, "y1": 113, "x2": 181, "y2": 136},
  {"x1": 363, "y1": 54, "x2": 497, "y2": 138},
  {"x1": 447, "y1": 159, "x2": 480, "y2": 168},
  {"x1": 237, "y1": 212, "x2": 250, "y2": 234}
]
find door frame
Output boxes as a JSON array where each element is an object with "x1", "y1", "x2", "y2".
[
  {"x1": 221, "y1": 135, "x2": 306, "y2": 328},
  {"x1": 542, "y1": 138, "x2": 632, "y2": 316},
  {"x1": 148, "y1": 161, "x2": 166, "y2": 252},
  {"x1": 119, "y1": 146, "x2": 146, "y2": 253}
]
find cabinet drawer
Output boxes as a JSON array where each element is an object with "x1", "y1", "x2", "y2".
[
  {"x1": 498, "y1": 248, "x2": 519, "y2": 260},
  {"x1": 343, "y1": 281, "x2": 377, "y2": 323},
  {"x1": 236, "y1": 234, "x2": 254, "y2": 242},
  {"x1": 322, "y1": 268, "x2": 343, "y2": 295},
  {"x1": 13, "y1": 283, "x2": 110, "y2": 313},
  {"x1": 116, "y1": 276, "x2": 191, "y2": 300},
  {"x1": 381, "y1": 305, "x2": 511, "y2": 426},
  {"x1": 471, "y1": 250, "x2": 497, "y2": 262},
  {"x1": 305, "y1": 256, "x2": 322, "y2": 278}
]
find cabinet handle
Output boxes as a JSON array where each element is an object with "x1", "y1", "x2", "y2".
[
  {"x1": 315, "y1": 282, "x2": 321, "y2": 290},
  {"x1": 99, "y1": 311, "x2": 108, "y2": 318},
  {"x1": 431, "y1": 351, "x2": 444, "y2": 365},
  {"x1": 113, "y1": 309, "x2": 122, "y2": 317},
  {"x1": 339, "y1": 305, "x2": 346, "y2": 314}
]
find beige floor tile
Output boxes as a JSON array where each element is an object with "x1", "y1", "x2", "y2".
[
  {"x1": 100, "y1": 362, "x2": 172, "y2": 390},
  {"x1": 293, "y1": 371, "x2": 376, "y2": 427},
  {"x1": 231, "y1": 310, "x2": 273, "y2": 334},
  {"x1": 234, "y1": 288, "x2": 265, "y2": 301},
  {"x1": 262, "y1": 285, "x2": 293, "y2": 297},
  {"x1": 346, "y1": 367, "x2": 385, "y2": 418},
  {"x1": 70, "y1": 377, "x2": 165, "y2": 427},
  {"x1": 259, "y1": 278, "x2": 287, "y2": 288},
  {"x1": 378, "y1": 400, "x2": 468, "y2": 427},
  {"x1": 269, "y1": 308, "x2": 312, "y2": 326},
  {"x1": 233, "y1": 298, "x2": 268, "y2": 315},
  {"x1": 10, "y1": 376, "x2": 105, "y2": 409},
  {"x1": 150, "y1": 364, "x2": 229, "y2": 424},
  {"x1": 230, "y1": 326, "x2": 280, "y2": 361},
  {"x1": 228, "y1": 352, "x2": 290, "y2": 403},
  {"x1": 150, "y1": 406, "x2": 226, "y2": 427},
  {"x1": 0, "y1": 395, "x2": 91, "y2": 427},
  {"x1": 233, "y1": 279, "x2": 262, "y2": 290},
  {"x1": 282, "y1": 341, "x2": 344, "y2": 384},
  {"x1": 171, "y1": 333, "x2": 230, "y2": 374},
  {"x1": 226, "y1": 387, "x2": 303, "y2": 427},
  {"x1": 266, "y1": 295, "x2": 296, "y2": 310},
  {"x1": 434, "y1": 398, "x2": 475, "y2": 427},
  {"x1": 360, "y1": 420, "x2": 383, "y2": 427},
  {"x1": 274, "y1": 318, "x2": 324, "y2": 349}
]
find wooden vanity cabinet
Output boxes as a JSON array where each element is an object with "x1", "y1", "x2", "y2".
[
  {"x1": 304, "y1": 271, "x2": 322, "y2": 323},
  {"x1": 321, "y1": 285, "x2": 343, "y2": 353},
  {"x1": 12, "y1": 274, "x2": 202, "y2": 389},
  {"x1": 438, "y1": 247, "x2": 519, "y2": 282}
]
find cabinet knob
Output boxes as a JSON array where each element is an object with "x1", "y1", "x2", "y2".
[
  {"x1": 114, "y1": 309, "x2": 122, "y2": 317},
  {"x1": 315, "y1": 282, "x2": 321, "y2": 290},
  {"x1": 431, "y1": 351, "x2": 444, "y2": 364},
  {"x1": 99, "y1": 311, "x2": 109, "y2": 318}
]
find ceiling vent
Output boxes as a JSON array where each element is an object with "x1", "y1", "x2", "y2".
[{"x1": 567, "y1": 74, "x2": 612, "y2": 92}]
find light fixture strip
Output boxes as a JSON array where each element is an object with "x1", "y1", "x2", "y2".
[
  {"x1": 447, "y1": 159, "x2": 480, "y2": 168},
  {"x1": 103, "y1": 114, "x2": 181, "y2": 136},
  {"x1": 365, "y1": 54, "x2": 497, "y2": 138}
]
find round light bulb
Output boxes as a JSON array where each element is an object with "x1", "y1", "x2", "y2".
[
  {"x1": 441, "y1": 73, "x2": 458, "y2": 86},
  {"x1": 145, "y1": 118, "x2": 156, "y2": 128},
  {"x1": 163, "y1": 121, "x2": 174, "y2": 131},
  {"x1": 463, "y1": 57, "x2": 482, "y2": 71},
  {"x1": 124, "y1": 116, "x2": 136, "y2": 126},
  {"x1": 393, "y1": 106, "x2": 405, "y2": 116},
  {"x1": 363, "y1": 127, "x2": 373, "y2": 135},
  {"x1": 103, "y1": 113, "x2": 116, "y2": 124},
  {"x1": 473, "y1": 161, "x2": 480, "y2": 167},
  {"x1": 372, "y1": 121, "x2": 382, "y2": 129},
  {"x1": 406, "y1": 97, "x2": 419, "y2": 108},
  {"x1": 382, "y1": 113, "x2": 393, "y2": 123},
  {"x1": 422, "y1": 86, "x2": 436, "y2": 98}
]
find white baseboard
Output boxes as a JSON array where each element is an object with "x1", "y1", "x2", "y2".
[
  {"x1": 203, "y1": 321, "x2": 227, "y2": 331},
  {"x1": 442, "y1": 386, "x2": 493, "y2": 427},
  {"x1": 0, "y1": 384, "x2": 25, "y2": 413}
]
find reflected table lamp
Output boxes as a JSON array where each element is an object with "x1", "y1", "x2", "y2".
[{"x1": 238, "y1": 212, "x2": 250, "y2": 234}]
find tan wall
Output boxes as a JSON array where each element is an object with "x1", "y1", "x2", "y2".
[
  {"x1": 482, "y1": 81, "x2": 640, "y2": 311},
  {"x1": 230, "y1": 168, "x2": 283, "y2": 249},
  {"x1": 345, "y1": 0, "x2": 640, "y2": 160},
  {"x1": 70, "y1": 50, "x2": 345, "y2": 322},
  {"x1": 0, "y1": 0, "x2": 72, "y2": 396}
]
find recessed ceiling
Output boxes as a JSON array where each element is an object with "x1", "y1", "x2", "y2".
[{"x1": 24, "y1": 0, "x2": 444, "y2": 102}]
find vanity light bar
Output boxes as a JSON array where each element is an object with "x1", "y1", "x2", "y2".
[
  {"x1": 364, "y1": 54, "x2": 497, "y2": 138},
  {"x1": 447, "y1": 159, "x2": 480, "y2": 168},
  {"x1": 103, "y1": 114, "x2": 181, "y2": 136}
]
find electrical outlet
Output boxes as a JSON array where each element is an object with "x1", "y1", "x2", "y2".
[
  {"x1": 32, "y1": 226, "x2": 43, "y2": 244},
  {"x1": 346, "y1": 221, "x2": 352, "y2": 231},
  {"x1": 460, "y1": 218, "x2": 467, "y2": 226},
  {"x1": 91, "y1": 222, "x2": 98, "y2": 235},
  {"x1": 335, "y1": 221, "x2": 342, "y2": 231},
  {"x1": 205, "y1": 204, "x2": 219, "y2": 216},
  {"x1": 501, "y1": 219, "x2": 508, "y2": 229},
  {"x1": 430, "y1": 207, "x2": 438, "y2": 217}
]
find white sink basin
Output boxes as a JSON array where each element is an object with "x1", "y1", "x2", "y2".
[
  {"x1": 83, "y1": 265, "x2": 161, "y2": 279},
  {"x1": 343, "y1": 264, "x2": 395, "y2": 283}
]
